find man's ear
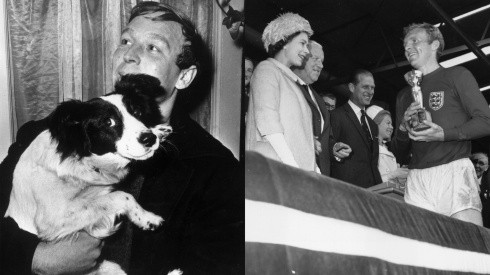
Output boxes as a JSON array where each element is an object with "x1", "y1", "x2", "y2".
[
  {"x1": 175, "y1": 65, "x2": 197, "y2": 90},
  {"x1": 348, "y1": 83, "x2": 355, "y2": 93},
  {"x1": 431, "y1": 40, "x2": 440, "y2": 52}
]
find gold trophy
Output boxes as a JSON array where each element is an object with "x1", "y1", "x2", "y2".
[{"x1": 404, "y1": 70, "x2": 430, "y2": 131}]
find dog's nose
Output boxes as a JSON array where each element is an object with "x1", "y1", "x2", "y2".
[{"x1": 138, "y1": 132, "x2": 157, "y2": 147}]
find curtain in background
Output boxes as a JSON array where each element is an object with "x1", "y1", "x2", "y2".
[{"x1": 7, "y1": 0, "x2": 212, "y2": 133}]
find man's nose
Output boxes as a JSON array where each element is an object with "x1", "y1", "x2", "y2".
[
  {"x1": 404, "y1": 42, "x2": 413, "y2": 52},
  {"x1": 123, "y1": 45, "x2": 141, "y2": 64}
]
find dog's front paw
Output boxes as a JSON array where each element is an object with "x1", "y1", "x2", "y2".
[
  {"x1": 152, "y1": 124, "x2": 172, "y2": 142},
  {"x1": 131, "y1": 210, "x2": 164, "y2": 231}
]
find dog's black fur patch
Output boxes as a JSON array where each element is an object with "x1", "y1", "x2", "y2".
[
  {"x1": 48, "y1": 99, "x2": 124, "y2": 161},
  {"x1": 48, "y1": 74, "x2": 165, "y2": 161},
  {"x1": 113, "y1": 74, "x2": 165, "y2": 128}
]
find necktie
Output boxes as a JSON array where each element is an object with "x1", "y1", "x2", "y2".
[
  {"x1": 298, "y1": 83, "x2": 322, "y2": 138},
  {"x1": 360, "y1": 109, "x2": 373, "y2": 145}
]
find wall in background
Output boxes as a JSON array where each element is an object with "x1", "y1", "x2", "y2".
[
  {"x1": 0, "y1": 0, "x2": 12, "y2": 160},
  {"x1": 211, "y1": 0, "x2": 243, "y2": 159}
]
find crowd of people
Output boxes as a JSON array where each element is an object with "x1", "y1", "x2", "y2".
[{"x1": 245, "y1": 13, "x2": 490, "y2": 227}]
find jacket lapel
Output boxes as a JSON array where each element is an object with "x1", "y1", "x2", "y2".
[
  {"x1": 344, "y1": 104, "x2": 371, "y2": 149},
  {"x1": 310, "y1": 87, "x2": 330, "y2": 135}
]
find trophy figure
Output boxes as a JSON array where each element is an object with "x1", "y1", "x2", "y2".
[{"x1": 404, "y1": 70, "x2": 430, "y2": 131}]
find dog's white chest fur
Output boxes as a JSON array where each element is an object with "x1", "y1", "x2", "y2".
[{"x1": 5, "y1": 130, "x2": 130, "y2": 236}]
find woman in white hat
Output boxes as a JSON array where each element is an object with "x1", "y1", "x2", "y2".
[
  {"x1": 366, "y1": 105, "x2": 408, "y2": 183},
  {"x1": 245, "y1": 13, "x2": 317, "y2": 171}
]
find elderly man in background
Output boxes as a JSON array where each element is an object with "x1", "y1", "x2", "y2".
[
  {"x1": 322, "y1": 93, "x2": 337, "y2": 111},
  {"x1": 471, "y1": 152, "x2": 490, "y2": 227},
  {"x1": 292, "y1": 41, "x2": 348, "y2": 175}
]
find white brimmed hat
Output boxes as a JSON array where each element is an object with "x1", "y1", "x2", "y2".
[{"x1": 366, "y1": 105, "x2": 391, "y2": 124}]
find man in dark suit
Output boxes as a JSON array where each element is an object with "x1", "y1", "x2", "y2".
[
  {"x1": 292, "y1": 41, "x2": 350, "y2": 176},
  {"x1": 330, "y1": 69, "x2": 382, "y2": 188},
  {"x1": 470, "y1": 152, "x2": 490, "y2": 227}
]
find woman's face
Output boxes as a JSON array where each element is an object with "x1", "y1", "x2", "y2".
[
  {"x1": 378, "y1": 114, "x2": 393, "y2": 142},
  {"x1": 283, "y1": 32, "x2": 310, "y2": 67}
]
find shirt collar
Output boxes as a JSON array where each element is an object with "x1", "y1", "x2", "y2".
[{"x1": 348, "y1": 100, "x2": 365, "y2": 118}]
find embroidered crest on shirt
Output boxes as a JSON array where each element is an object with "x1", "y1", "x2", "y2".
[{"x1": 429, "y1": 91, "x2": 444, "y2": 111}]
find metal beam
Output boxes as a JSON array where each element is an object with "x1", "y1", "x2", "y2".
[{"x1": 426, "y1": 0, "x2": 490, "y2": 69}]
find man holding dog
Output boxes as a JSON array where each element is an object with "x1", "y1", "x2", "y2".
[
  {"x1": 393, "y1": 23, "x2": 490, "y2": 225},
  {"x1": 0, "y1": 2, "x2": 243, "y2": 274}
]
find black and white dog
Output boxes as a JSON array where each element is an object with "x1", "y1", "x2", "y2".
[{"x1": 4, "y1": 74, "x2": 176, "y2": 274}]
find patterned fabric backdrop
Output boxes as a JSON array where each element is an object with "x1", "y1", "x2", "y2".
[{"x1": 7, "y1": 0, "x2": 213, "y2": 133}]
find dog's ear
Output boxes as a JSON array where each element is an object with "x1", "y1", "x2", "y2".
[
  {"x1": 115, "y1": 74, "x2": 166, "y2": 98},
  {"x1": 47, "y1": 100, "x2": 91, "y2": 161}
]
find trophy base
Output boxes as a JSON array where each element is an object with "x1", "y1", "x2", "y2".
[
  {"x1": 413, "y1": 124, "x2": 431, "y2": 132},
  {"x1": 410, "y1": 108, "x2": 430, "y2": 131}
]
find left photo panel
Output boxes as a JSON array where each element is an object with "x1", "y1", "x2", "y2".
[{"x1": 0, "y1": 0, "x2": 245, "y2": 274}]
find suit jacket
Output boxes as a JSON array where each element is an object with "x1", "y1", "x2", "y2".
[
  {"x1": 330, "y1": 103, "x2": 382, "y2": 188},
  {"x1": 0, "y1": 113, "x2": 244, "y2": 275},
  {"x1": 298, "y1": 84, "x2": 332, "y2": 176},
  {"x1": 245, "y1": 58, "x2": 316, "y2": 171},
  {"x1": 480, "y1": 170, "x2": 490, "y2": 228}
]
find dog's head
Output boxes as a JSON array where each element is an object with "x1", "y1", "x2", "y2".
[{"x1": 48, "y1": 74, "x2": 172, "y2": 162}]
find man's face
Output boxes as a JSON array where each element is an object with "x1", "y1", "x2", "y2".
[
  {"x1": 471, "y1": 153, "x2": 489, "y2": 178},
  {"x1": 322, "y1": 96, "x2": 336, "y2": 111},
  {"x1": 112, "y1": 13, "x2": 186, "y2": 104},
  {"x1": 302, "y1": 43, "x2": 324, "y2": 84},
  {"x1": 244, "y1": 59, "x2": 254, "y2": 87},
  {"x1": 349, "y1": 73, "x2": 375, "y2": 108},
  {"x1": 283, "y1": 32, "x2": 310, "y2": 67},
  {"x1": 403, "y1": 28, "x2": 438, "y2": 70}
]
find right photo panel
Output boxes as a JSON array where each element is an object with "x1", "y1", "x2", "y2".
[{"x1": 243, "y1": 0, "x2": 490, "y2": 273}]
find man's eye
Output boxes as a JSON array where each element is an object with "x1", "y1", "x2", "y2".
[{"x1": 148, "y1": 45, "x2": 159, "y2": 52}]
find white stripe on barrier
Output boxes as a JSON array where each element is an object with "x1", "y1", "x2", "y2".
[{"x1": 245, "y1": 199, "x2": 490, "y2": 274}]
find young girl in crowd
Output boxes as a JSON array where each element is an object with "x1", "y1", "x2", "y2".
[{"x1": 367, "y1": 105, "x2": 408, "y2": 184}]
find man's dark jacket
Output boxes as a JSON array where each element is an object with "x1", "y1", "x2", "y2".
[
  {"x1": 330, "y1": 103, "x2": 382, "y2": 188},
  {"x1": 0, "y1": 112, "x2": 244, "y2": 275},
  {"x1": 480, "y1": 170, "x2": 490, "y2": 228},
  {"x1": 311, "y1": 87, "x2": 332, "y2": 176}
]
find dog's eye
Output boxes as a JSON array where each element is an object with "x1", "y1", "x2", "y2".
[
  {"x1": 133, "y1": 109, "x2": 142, "y2": 118},
  {"x1": 105, "y1": 118, "x2": 116, "y2": 127}
]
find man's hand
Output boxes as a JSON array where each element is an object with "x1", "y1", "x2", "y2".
[
  {"x1": 408, "y1": 120, "x2": 444, "y2": 142},
  {"x1": 333, "y1": 142, "x2": 352, "y2": 159},
  {"x1": 400, "y1": 102, "x2": 422, "y2": 132},
  {"x1": 314, "y1": 137, "x2": 322, "y2": 155},
  {"x1": 32, "y1": 231, "x2": 103, "y2": 275}
]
